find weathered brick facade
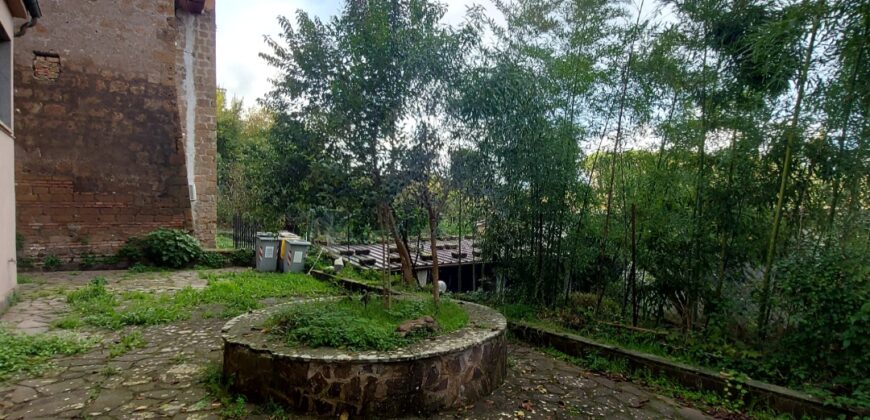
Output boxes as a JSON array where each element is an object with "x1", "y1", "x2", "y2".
[
  {"x1": 13, "y1": 0, "x2": 217, "y2": 264},
  {"x1": 176, "y1": 8, "x2": 218, "y2": 248}
]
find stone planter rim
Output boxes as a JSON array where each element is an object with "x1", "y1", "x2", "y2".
[{"x1": 221, "y1": 297, "x2": 506, "y2": 362}]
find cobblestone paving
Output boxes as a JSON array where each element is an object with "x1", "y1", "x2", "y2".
[
  {"x1": 431, "y1": 345, "x2": 711, "y2": 420},
  {"x1": 3, "y1": 269, "x2": 243, "y2": 335},
  {"x1": 1, "y1": 270, "x2": 712, "y2": 419}
]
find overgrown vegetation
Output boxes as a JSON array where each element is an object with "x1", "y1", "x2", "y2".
[
  {"x1": 491, "y1": 292, "x2": 867, "y2": 408},
  {"x1": 114, "y1": 229, "x2": 252, "y2": 270},
  {"x1": 140, "y1": 229, "x2": 203, "y2": 268},
  {"x1": 202, "y1": 362, "x2": 249, "y2": 419},
  {"x1": 42, "y1": 255, "x2": 61, "y2": 271},
  {"x1": 214, "y1": 0, "x2": 869, "y2": 409},
  {"x1": 56, "y1": 272, "x2": 338, "y2": 330},
  {"x1": 267, "y1": 298, "x2": 468, "y2": 351},
  {"x1": 16, "y1": 275, "x2": 34, "y2": 285},
  {"x1": 216, "y1": 232, "x2": 234, "y2": 250},
  {"x1": 540, "y1": 347, "x2": 780, "y2": 418},
  {"x1": 0, "y1": 328, "x2": 95, "y2": 381}
]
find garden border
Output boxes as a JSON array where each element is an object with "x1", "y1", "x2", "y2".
[
  {"x1": 509, "y1": 321, "x2": 865, "y2": 419},
  {"x1": 222, "y1": 298, "x2": 507, "y2": 417},
  {"x1": 310, "y1": 269, "x2": 405, "y2": 295}
]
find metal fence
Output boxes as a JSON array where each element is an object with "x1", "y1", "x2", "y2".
[
  {"x1": 232, "y1": 214, "x2": 263, "y2": 250},
  {"x1": 231, "y1": 209, "x2": 350, "y2": 249}
]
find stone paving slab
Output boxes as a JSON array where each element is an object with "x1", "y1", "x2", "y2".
[
  {"x1": 425, "y1": 344, "x2": 711, "y2": 420},
  {"x1": 1, "y1": 269, "x2": 714, "y2": 419}
]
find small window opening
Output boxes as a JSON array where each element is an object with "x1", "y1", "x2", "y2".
[{"x1": 33, "y1": 51, "x2": 61, "y2": 82}]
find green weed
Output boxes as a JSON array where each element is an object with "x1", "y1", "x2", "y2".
[
  {"x1": 62, "y1": 271, "x2": 339, "y2": 330},
  {"x1": 108, "y1": 331, "x2": 147, "y2": 358},
  {"x1": 42, "y1": 255, "x2": 62, "y2": 271},
  {"x1": 101, "y1": 365, "x2": 120, "y2": 377},
  {"x1": 201, "y1": 362, "x2": 249, "y2": 419},
  {"x1": 52, "y1": 315, "x2": 83, "y2": 330},
  {"x1": 127, "y1": 263, "x2": 164, "y2": 274},
  {"x1": 216, "y1": 232, "x2": 234, "y2": 250},
  {"x1": 0, "y1": 328, "x2": 95, "y2": 380},
  {"x1": 79, "y1": 251, "x2": 98, "y2": 270},
  {"x1": 267, "y1": 297, "x2": 468, "y2": 351}
]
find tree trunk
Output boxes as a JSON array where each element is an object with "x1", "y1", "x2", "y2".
[
  {"x1": 716, "y1": 128, "x2": 739, "y2": 300},
  {"x1": 427, "y1": 205, "x2": 441, "y2": 305},
  {"x1": 630, "y1": 203, "x2": 638, "y2": 327},
  {"x1": 458, "y1": 191, "x2": 463, "y2": 291},
  {"x1": 826, "y1": 17, "x2": 865, "y2": 235},
  {"x1": 381, "y1": 232, "x2": 390, "y2": 307},
  {"x1": 758, "y1": 9, "x2": 821, "y2": 341},
  {"x1": 596, "y1": 0, "x2": 645, "y2": 314},
  {"x1": 380, "y1": 202, "x2": 415, "y2": 285}
]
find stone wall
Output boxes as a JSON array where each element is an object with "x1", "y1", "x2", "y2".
[
  {"x1": 13, "y1": 0, "x2": 217, "y2": 264},
  {"x1": 223, "y1": 300, "x2": 508, "y2": 417},
  {"x1": 175, "y1": 7, "x2": 217, "y2": 247}
]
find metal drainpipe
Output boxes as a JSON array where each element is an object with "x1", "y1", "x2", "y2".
[{"x1": 15, "y1": 0, "x2": 43, "y2": 37}]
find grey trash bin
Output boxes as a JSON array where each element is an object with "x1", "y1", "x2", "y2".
[
  {"x1": 280, "y1": 239, "x2": 311, "y2": 273},
  {"x1": 255, "y1": 233, "x2": 279, "y2": 272}
]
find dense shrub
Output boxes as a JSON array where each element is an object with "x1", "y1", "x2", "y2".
[
  {"x1": 198, "y1": 251, "x2": 228, "y2": 269},
  {"x1": 118, "y1": 230, "x2": 258, "y2": 269},
  {"x1": 772, "y1": 244, "x2": 869, "y2": 405},
  {"x1": 42, "y1": 255, "x2": 61, "y2": 271},
  {"x1": 304, "y1": 249, "x2": 331, "y2": 272},
  {"x1": 116, "y1": 237, "x2": 148, "y2": 264},
  {"x1": 78, "y1": 251, "x2": 98, "y2": 270},
  {"x1": 118, "y1": 229, "x2": 202, "y2": 269},
  {"x1": 227, "y1": 249, "x2": 254, "y2": 267},
  {"x1": 142, "y1": 229, "x2": 203, "y2": 268},
  {"x1": 499, "y1": 302, "x2": 538, "y2": 321},
  {"x1": 539, "y1": 292, "x2": 621, "y2": 330}
]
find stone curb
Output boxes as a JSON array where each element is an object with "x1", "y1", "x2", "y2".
[
  {"x1": 221, "y1": 297, "x2": 508, "y2": 417},
  {"x1": 310, "y1": 269, "x2": 408, "y2": 296},
  {"x1": 508, "y1": 321, "x2": 866, "y2": 419},
  {"x1": 222, "y1": 298, "x2": 506, "y2": 362}
]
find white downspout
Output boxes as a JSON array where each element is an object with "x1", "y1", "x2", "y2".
[{"x1": 182, "y1": 13, "x2": 198, "y2": 211}]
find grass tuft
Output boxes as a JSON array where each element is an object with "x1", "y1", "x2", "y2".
[
  {"x1": 267, "y1": 297, "x2": 468, "y2": 351},
  {"x1": 108, "y1": 331, "x2": 147, "y2": 357},
  {"x1": 59, "y1": 271, "x2": 340, "y2": 330},
  {"x1": 0, "y1": 328, "x2": 95, "y2": 381}
]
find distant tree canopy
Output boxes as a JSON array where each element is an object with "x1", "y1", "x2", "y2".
[{"x1": 218, "y1": 0, "x2": 869, "y2": 406}]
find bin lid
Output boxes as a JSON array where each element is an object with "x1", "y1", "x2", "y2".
[
  {"x1": 256, "y1": 232, "x2": 278, "y2": 240},
  {"x1": 283, "y1": 239, "x2": 311, "y2": 246}
]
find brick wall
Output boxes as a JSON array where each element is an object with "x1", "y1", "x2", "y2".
[{"x1": 13, "y1": 0, "x2": 217, "y2": 264}]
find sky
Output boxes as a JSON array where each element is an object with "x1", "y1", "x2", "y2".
[{"x1": 216, "y1": 0, "x2": 500, "y2": 107}]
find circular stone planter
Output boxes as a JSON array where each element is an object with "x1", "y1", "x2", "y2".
[{"x1": 221, "y1": 298, "x2": 507, "y2": 417}]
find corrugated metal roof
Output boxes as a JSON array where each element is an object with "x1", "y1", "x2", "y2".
[{"x1": 324, "y1": 238, "x2": 483, "y2": 271}]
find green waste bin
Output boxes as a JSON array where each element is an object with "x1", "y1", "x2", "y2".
[
  {"x1": 280, "y1": 239, "x2": 311, "y2": 273},
  {"x1": 255, "y1": 233, "x2": 279, "y2": 272}
]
